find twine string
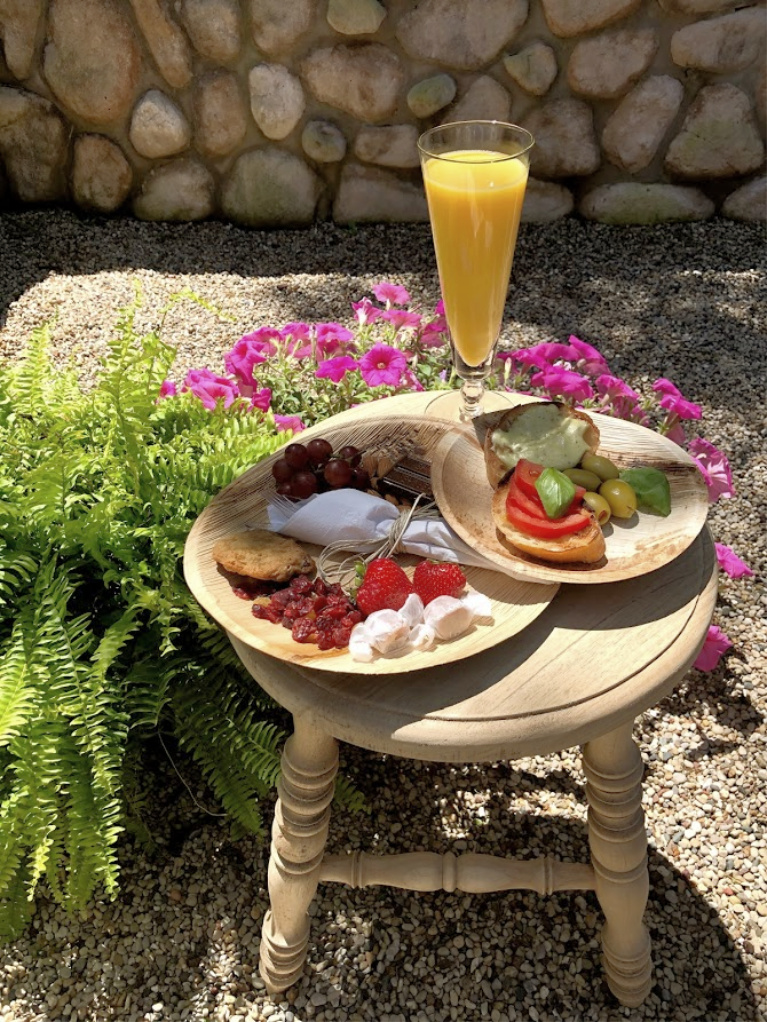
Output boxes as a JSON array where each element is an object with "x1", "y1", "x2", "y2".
[{"x1": 317, "y1": 494, "x2": 440, "y2": 588}]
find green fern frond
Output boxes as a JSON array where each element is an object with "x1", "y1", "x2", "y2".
[
  {"x1": 8, "y1": 322, "x2": 53, "y2": 409},
  {"x1": 170, "y1": 671, "x2": 285, "y2": 836},
  {"x1": 60, "y1": 748, "x2": 122, "y2": 907},
  {"x1": 91, "y1": 609, "x2": 142, "y2": 682},
  {"x1": 0, "y1": 292, "x2": 327, "y2": 937},
  {"x1": 0, "y1": 549, "x2": 37, "y2": 608},
  {"x1": 0, "y1": 623, "x2": 36, "y2": 747},
  {"x1": 0, "y1": 870, "x2": 33, "y2": 941},
  {"x1": 124, "y1": 656, "x2": 176, "y2": 733},
  {"x1": 333, "y1": 774, "x2": 368, "y2": 814},
  {"x1": 0, "y1": 793, "x2": 28, "y2": 898}
]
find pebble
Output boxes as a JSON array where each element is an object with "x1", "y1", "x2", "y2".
[{"x1": 0, "y1": 210, "x2": 764, "y2": 1021}]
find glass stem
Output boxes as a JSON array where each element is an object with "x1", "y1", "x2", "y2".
[{"x1": 460, "y1": 379, "x2": 485, "y2": 421}]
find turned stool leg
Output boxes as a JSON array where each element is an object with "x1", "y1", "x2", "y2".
[
  {"x1": 582, "y1": 721, "x2": 653, "y2": 1007},
  {"x1": 259, "y1": 714, "x2": 338, "y2": 995}
]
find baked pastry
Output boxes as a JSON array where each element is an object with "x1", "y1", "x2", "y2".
[{"x1": 212, "y1": 529, "x2": 315, "y2": 582}]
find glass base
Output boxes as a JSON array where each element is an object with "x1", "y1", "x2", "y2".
[{"x1": 423, "y1": 388, "x2": 515, "y2": 423}]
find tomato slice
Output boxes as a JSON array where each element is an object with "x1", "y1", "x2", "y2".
[
  {"x1": 514, "y1": 459, "x2": 545, "y2": 498},
  {"x1": 565, "y1": 484, "x2": 587, "y2": 515},
  {"x1": 508, "y1": 470, "x2": 587, "y2": 521},
  {"x1": 506, "y1": 502, "x2": 591, "y2": 538},
  {"x1": 506, "y1": 476, "x2": 547, "y2": 519}
]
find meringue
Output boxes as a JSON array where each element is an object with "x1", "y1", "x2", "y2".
[
  {"x1": 347, "y1": 590, "x2": 493, "y2": 662},
  {"x1": 422, "y1": 595, "x2": 474, "y2": 641}
]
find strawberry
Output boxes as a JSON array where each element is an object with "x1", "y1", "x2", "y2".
[
  {"x1": 412, "y1": 561, "x2": 467, "y2": 605},
  {"x1": 355, "y1": 558, "x2": 413, "y2": 616}
]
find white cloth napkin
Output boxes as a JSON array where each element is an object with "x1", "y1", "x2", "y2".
[{"x1": 266, "y1": 489, "x2": 505, "y2": 572}]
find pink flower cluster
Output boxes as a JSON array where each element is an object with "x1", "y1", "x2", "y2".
[
  {"x1": 158, "y1": 283, "x2": 447, "y2": 428},
  {"x1": 173, "y1": 363, "x2": 298, "y2": 431}
]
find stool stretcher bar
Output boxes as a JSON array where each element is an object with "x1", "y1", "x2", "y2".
[{"x1": 319, "y1": 851, "x2": 595, "y2": 896}]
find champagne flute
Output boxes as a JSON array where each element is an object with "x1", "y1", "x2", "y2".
[{"x1": 418, "y1": 121, "x2": 534, "y2": 421}]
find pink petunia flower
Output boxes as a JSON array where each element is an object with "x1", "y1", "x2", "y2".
[
  {"x1": 372, "y1": 281, "x2": 411, "y2": 307},
  {"x1": 250, "y1": 386, "x2": 272, "y2": 412},
  {"x1": 280, "y1": 321, "x2": 312, "y2": 342},
  {"x1": 316, "y1": 322, "x2": 355, "y2": 345},
  {"x1": 511, "y1": 342, "x2": 574, "y2": 371},
  {"x1": 158, "y1": 380, "x2": 177, "y2": 399},
  {"x1": 381, "y1": 308, "x2": 423, "y2": 332},
  {"x1": 594, "y1": 374, "x2": 640, "y2": 401},
  {"x1": 595, "y1": 374, "x2": 649, "y2": 424},
  {"x1": 351, "y1": 298, "x2": 382, "y2": 326},
  {"x1": 652, "y1": 378, "x2": 702, "y2": 421},
  {"x1": 421, "y1": 313, "x2": 448, "y2": 334},
  {"x1": 567, "y1": 335, "x2": 610, "y2": 375},
  {"x1": 226, "y1": 334, "x2": 278, "y2": 386},
  {"x1": 274, "y1": 414, "x2": 306, "y2": 433},
  {"x1": 316, "y1": 356, "x2": 359, "y2": 383},
  {"x1": 714, "y1": 543, "x2": 754, "y2": 580},
  {"x1": 277, "y1": 323, "x2": 311, "y2": 357},
  {"x1": 241, "y1": 326, "x2": 282, "y2": 347},
  {"x1": 401, "y1": 367, "x2": 425, "y2": 392},
  {"x1": 530, "y1": 364, "x2": 595, "y2": 402},
  {"x1": 419, "y1": 327, "x2": 448, "y2": 349},
  {"x1": 688, "y1": 437, "x2": 735, "y2": 502},
  {"x1": 359, "y1": 344, "x2": 407, "y2": 388},
  {"x1": 435, "y1": 299, "x2": 445, "y2": 316},
  {"x1": 693, "y1": 625, "x2": 733, "y2": 671},
  {"x1": 315, "y1": 322, "x2": 356, "y2": 359},
  {"x1": 665, "y1": 421, "x2": 687, "y2": 446},
  {"x1": 184, "y1": 368, "x2": 241, "y2": 410}
]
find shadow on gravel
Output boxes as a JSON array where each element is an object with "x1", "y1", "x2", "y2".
[
  {"x1": 645, "y1": 664, "x2": 764, "y2": 748},
  {"x1": 1, "y1": 210, "x2": 765, "y2": 417},
  {"x1": 0, "y1": 748, "x2": 760, "y2": 1022},
  {"x1": 309, "y1": 762, "x2": 760, "y2": 1022},
  {"x1": 306, "y1": 846, "x2": 761, "y2": 1022}
]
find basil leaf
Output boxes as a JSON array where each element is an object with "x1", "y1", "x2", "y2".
[
  {"x1": 620, "y1": 467, "x2": 671, "y2": 517},
  {"x1": 535, "y1": 467, "x2": 576, "y2": 519}
]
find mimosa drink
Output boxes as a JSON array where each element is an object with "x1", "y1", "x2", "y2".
[{"x1": 421, "y1": 150, "x2": 528, "y2": 367}]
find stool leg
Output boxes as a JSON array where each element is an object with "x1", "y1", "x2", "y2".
[
  {"x1": 259, "y1": 714, "x2": 338, "y2": 995},
  {"x1": 582, "y1": 721, "x2": 653, "y2": 1007}
]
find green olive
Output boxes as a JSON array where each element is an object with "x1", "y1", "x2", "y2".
[
  {"x1": 581, "y1": 452, "x2": 620, "y2": 481},
  {"x1": 564, "y1": 468, "x2": 603, "y2": 491},
  {"x1": 583, "y1": 491, "x2": 612, "y2": 525},
  {"x1": 599, "y1": 479, "x2": 638, "y2": 519}
]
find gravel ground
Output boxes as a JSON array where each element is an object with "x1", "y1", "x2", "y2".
[{"x1": 0, "y1": 209, "x2": 765, "y2": 1022}]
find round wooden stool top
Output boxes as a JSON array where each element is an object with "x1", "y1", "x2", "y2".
[{"x1": 185, "y1": 393, "x2": 717, "y2": 764}]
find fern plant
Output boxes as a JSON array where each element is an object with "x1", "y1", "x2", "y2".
[{"x1": 0, "y1": 293, "x2": 363, "y2": 939}]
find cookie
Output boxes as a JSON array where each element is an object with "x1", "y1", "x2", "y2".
[{"x1": 211, "y1": 529, "x2": 315, "y2": 582}]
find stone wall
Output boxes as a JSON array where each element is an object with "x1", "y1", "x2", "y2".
[{"x1": 0, "y1": 0, "x2": 764, "y2": 225}]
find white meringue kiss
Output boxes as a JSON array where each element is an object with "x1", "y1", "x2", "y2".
[
  {"x1": 422, "y1": 595, "x2": 473, "y2": 640},
  {"x1": 348, "y1": 590, "x2": 492, "y2": 662}
]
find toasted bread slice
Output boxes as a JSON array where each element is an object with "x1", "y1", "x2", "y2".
[
  {"x1": 491, "y1": 480, "x2": 606, "y2": 565},
  {"x1": 483, "y1": 402, "x2": 600, "y2": 489}
]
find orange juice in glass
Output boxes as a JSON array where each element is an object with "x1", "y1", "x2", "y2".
[{"x1": 418, "y1": 121, "x2": 534, "y2": 420}]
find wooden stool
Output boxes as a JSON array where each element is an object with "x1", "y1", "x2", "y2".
[{"x1": 185, "y1": 393, "x2": 717, "y2": 1008}]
